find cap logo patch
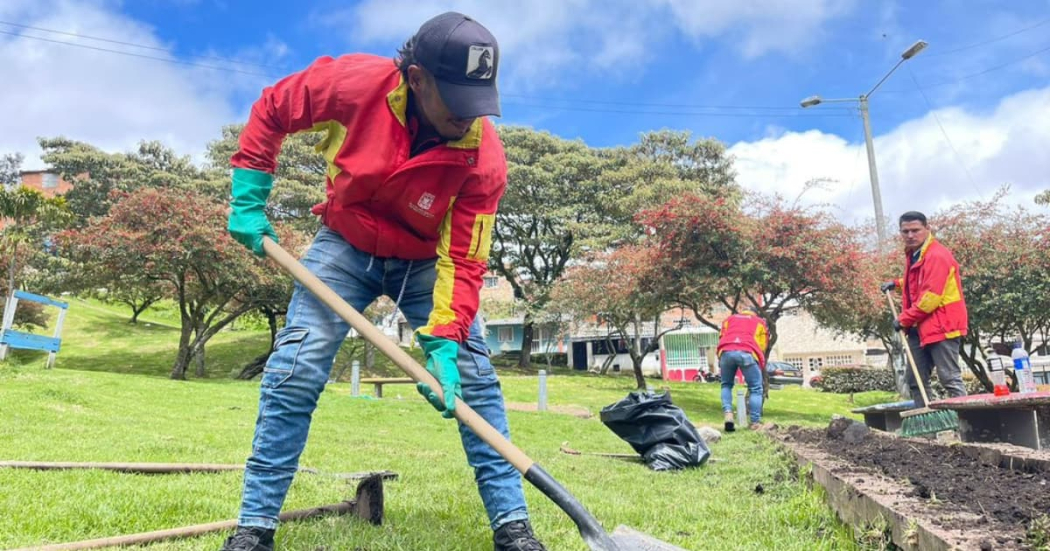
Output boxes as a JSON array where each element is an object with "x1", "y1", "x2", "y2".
[{"x1": 466, "y1": 45, "x2": 494, "y2": 79}]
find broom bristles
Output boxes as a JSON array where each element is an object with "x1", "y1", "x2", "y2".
[{"x1": 899, "y1": 409, "x2": 958, "y2": 438}]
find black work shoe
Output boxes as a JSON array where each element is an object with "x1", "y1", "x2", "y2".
[
  {"x1": 494, "y1": 520, "x2": 547, "y2": 551},
  {"x1": 220, "y1": 526, "x2": 275, "y2": 551}
]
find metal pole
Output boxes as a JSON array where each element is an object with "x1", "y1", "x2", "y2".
[
  {"x1": 351, "y1": 360, "x2": 360, "y2": 397},
  {"x1": 860, "y1": 95, "x2": 887, "y2": 248},
  {"x1": 538, "y1": 370, "x2": 548, "y2": 412},
  {"x1": 736, "y1": 388, "x2": 747, "y2": 428}
]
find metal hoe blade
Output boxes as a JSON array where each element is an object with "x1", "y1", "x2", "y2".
[{"x1": 610, "y1": 526, "x2": 690, "y2": 551}]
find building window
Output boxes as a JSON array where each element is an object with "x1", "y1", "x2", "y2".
[
  {"x1": 531, "y1": 328, "x2": 544, "y2": 353},
  {"x1": 808, "y1": 357, "x2": 823, "y2": 371},
  {"x1": 42, "y1": 173, "x2": 59, "y2": 189},
  {"x1": 784, "y1": 356, "x2": 804, "y2": 370},
  {"x1": 825, "y1": 354, "x2": 854, "y2": 367},
  {"x1": 483, "y1": 276, "x2": 499, "y2": 288},
  {"x1": 498, "y1": 327, "x2": 512, "y2": 343}
]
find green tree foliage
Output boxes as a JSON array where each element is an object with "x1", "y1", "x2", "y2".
[{"x1": 57, "y1": 187, "x2": 299, "y2": 380}]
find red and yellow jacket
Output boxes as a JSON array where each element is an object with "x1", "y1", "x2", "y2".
[
  {"x1": 716, "y1": 312, "x2": 769, "y2": 368},
  {"x1": 893, "y1": 235, "x2": 968, "y2": 346},
  {"x1": 231, "y1": 54, "x2": 506, "y2": 343}
]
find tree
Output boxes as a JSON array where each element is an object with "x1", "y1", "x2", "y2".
[
  {"x1": 491, "y1": 127, "x2": 611, "y2": 367},
  {"x1": 492, "y1": 128, "x2": 737, "y2": 367},
  {"x1": 550, "y1": 246, "x2": 680, "y2": 388},
  {"x1": 0, "y1": 153, "x2": 24, "y2": 188},
  {"x1": 97, "y1": 275, "x2": 167, "y2": 324},
  {"x1": 0, "y1": 186, "x2": 70, "y2": 299},
  {"x1": 640, "y1": 192, "x2": 867, "y2": 394},
  {"x1": 58, "y1": 187, "x2": 293, "y2": 379},
  {"x1": 204, "y1": 125, "x2": 327, "y2": 235},
  {"x1": 39, "y1": 138, "x2": 215, "y2": 227},
  {"x1": 807, "y1": 243, "x2": 910, "y2": 395}
]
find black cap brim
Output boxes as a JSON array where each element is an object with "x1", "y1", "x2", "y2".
[{"x1": 435, "y1": 79, "x2": 501, "y2": 119}]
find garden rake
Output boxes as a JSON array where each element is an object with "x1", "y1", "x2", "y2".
[
  {"x1": 884, "y1": 290, "x2": 959, "y2": 438},
  {"x1": 263, "y1": 237, "x2": 687, "y2": 551}
]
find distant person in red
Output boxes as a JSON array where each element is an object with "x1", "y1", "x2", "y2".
[{"x1": 716, "y1": 310, "x2": 768, "y2": 432}]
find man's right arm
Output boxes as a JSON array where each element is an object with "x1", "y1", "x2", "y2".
[
  {"x1": 227, "y1": 56, "x2": 349, "y2": 255},
  {"x1": 231, "y1": 56, "x2": 347, "y2": 173}
]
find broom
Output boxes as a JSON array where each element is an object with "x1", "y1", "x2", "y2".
[{"x1": 885, "y1": 290, "x2": 959, "y2": 437}]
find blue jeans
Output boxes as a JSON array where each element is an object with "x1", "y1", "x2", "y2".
[
  {"x1": 238, "y1": 227, "x2": 528, "y2": 531},
  {"x1": 719, "y1": 351, "x2": 764, "y2": 424}
]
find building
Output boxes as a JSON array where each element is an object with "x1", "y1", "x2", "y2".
[
  {"x1": 18, "y1": 170, "x2": 74, "y2": 198},
  {"x1": 768, "y1": 309, "x2": 868, "y2": 384}
]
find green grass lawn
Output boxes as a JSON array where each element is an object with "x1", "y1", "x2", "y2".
[{"x1": 0, "y1": 298, "x2": 896, "y2": 550}]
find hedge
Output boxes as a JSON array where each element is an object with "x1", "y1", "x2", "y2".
[{"x1": 818, "y1": 366, "x2": 897, "y2": 394}]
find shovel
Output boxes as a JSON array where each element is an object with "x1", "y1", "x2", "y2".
[{"x1": 262, "y1": 238, "x2": 686, "y2": 551}]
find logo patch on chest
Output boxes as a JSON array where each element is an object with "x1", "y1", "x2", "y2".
[{"x1": 409, "y1": 192, "x2": 437, "y2": 218}]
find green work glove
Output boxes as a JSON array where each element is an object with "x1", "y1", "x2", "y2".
[
  {"x1": 415, "y1": 334, "x2": 462, "y2": 419},
  {"x1": 228, "y1": 167, "x2": 278, "y2": 256}
]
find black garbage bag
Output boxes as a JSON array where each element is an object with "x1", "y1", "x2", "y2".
[{"x1": 599, "y1": 391, "x2": 710, "y2": 471}]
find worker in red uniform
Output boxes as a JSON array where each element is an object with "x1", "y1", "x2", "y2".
[
  {"x1": 881, "y1": 210, "x2": 968, "y2": 406},
  {"x1": 716, "y1": 310, "x2": 768, "y2": 432},
  {"x1": 222, "y1": 12, "x2": 544, "y2": 551}
]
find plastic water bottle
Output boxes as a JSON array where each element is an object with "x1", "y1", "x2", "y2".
[
  {"x1": 1011, "y1": 343, "x2": 1037, "y2": 394},
  {"x1": 986, "y1": 350, "x2": 1010, "y2": 397}
]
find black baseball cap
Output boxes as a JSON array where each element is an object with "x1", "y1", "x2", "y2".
[{"x1": 412, "y1": 12, "x2": 500, "y2": 119}]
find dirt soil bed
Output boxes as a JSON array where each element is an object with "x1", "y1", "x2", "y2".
[{"x1": 785, "y1": 420, "x2": 1050, "y2": 548}]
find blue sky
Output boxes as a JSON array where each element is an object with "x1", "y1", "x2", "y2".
[{"x1": 1, "y1": 0, "x2": 1048, "y2": 226}]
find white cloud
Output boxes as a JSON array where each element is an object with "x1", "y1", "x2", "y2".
[
  {"x1": 331, "y1": 0, "x2": 856, "y2": 89},
  {"x1": 0, "y1": 0, "x2": 264, "y2": 169},
  {"x1": 660, "y1": 0, "x2": 856, "y2": 58},
  {"x1": 728, "y1": 86, "x2": 1050, "y2": 225}
]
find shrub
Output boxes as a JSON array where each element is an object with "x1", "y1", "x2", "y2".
[{"x1": 818, "y1": 366, "x2": 896, "y2": 394}]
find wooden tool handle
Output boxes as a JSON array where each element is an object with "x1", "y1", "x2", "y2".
[
  {"x1": 885, "y1": 290, "x2": 930, "y2": 405},
  {"x1": 263, "y1": 238, "x2": 533, "y2": 474}
]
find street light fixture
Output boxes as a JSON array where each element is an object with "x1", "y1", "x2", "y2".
[{"x1": 800, "y1": 40, "x2": 928, "y2": 248}]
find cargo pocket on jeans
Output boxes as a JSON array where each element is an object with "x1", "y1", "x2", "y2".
[
  {"x1": 262, "y1": 327, "x2": 309, "y2": 389},
  {"x1": 464, "y1": 335, "x2": 494, "y2": 378}
]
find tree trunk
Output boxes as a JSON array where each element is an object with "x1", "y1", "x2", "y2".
[
  {"x1": 128, "y1": 299, "x2": 157, "y2": 324},
  {"x1": 266, "y1": 309, "x2": 279, "y2": 349},
  {"x1": 632, "y1": 359, "x2": 646, "y2": 389},
  {"x1": 193, "y1": 343, "x2": 206, "y2": 378},
  {"x1": 959, "y1": 335, "x2": 994, "y2": 392},
  {"x1": 237, "y1": 353, "x2": 270, "y2": 380},
  {"x1": 518, "y1": 317, "x2": 534, "y2": 368},
  {"x1": 761, "y1": 316, "x2": 779, "y2": 400},
  {"x1": 170, "y1": 318, "x2": 194, "y2": 380},
  {"x1": 170, "y1": 346, "x2": 191, "y2": 380},
  {"x1": 365, "y1": 341, "x2": 375, "y2": 369}
]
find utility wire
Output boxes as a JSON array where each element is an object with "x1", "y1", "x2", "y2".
[
  {"x1": 904, "y1": 66, "x2": 983, "y2": 198},
  {"x1": 502, "y1": 101, "x2": 855, "y2": 118},
  {"x1": 923, "y1": 17, "x2": 1050, "y2": 57},
  {"x1": 0, "y1": 28, "x2": 856, "y2": 118},
  {"x1": 0, "y1": 29, "x2": 280, "y2": 78},
  {"x1": 501, "y1": 94, "x2": 850, "y2": 112},
  {"x1": 3, "y1": 19, "x2": 1047, "y2": 114},
  {"x1": 883, "y1": 43, "x2": 1050, "y2": 93},
  {"x1": 0, "y1": 19, "x2": 289, "y2": 71}
]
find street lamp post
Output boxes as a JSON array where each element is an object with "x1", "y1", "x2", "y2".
[{"x1": 801, "y1": 39, "x2": 928, "y2": 248}]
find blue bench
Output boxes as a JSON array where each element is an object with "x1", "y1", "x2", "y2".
[{"x1": 0, "y1": 290, "x2": 70, "y2": 368}]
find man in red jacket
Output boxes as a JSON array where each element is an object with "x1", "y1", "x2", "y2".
[
  {"x1": 222, "y1": 12, "x2": 545, "y2": 551},
  {"x1": 881, "y1": 211, "x2": 968, "y2": 406},
  {"x1": 716, "y1": 310, "x2": 768, "y2": 432}
]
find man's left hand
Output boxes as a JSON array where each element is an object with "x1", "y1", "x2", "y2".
[
  {"x1": 415, "y1": 334, "x2": 462, "y2": 419},
  {"x1": 893, "y1": 319, "x2": 904, "y2": 332}
]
